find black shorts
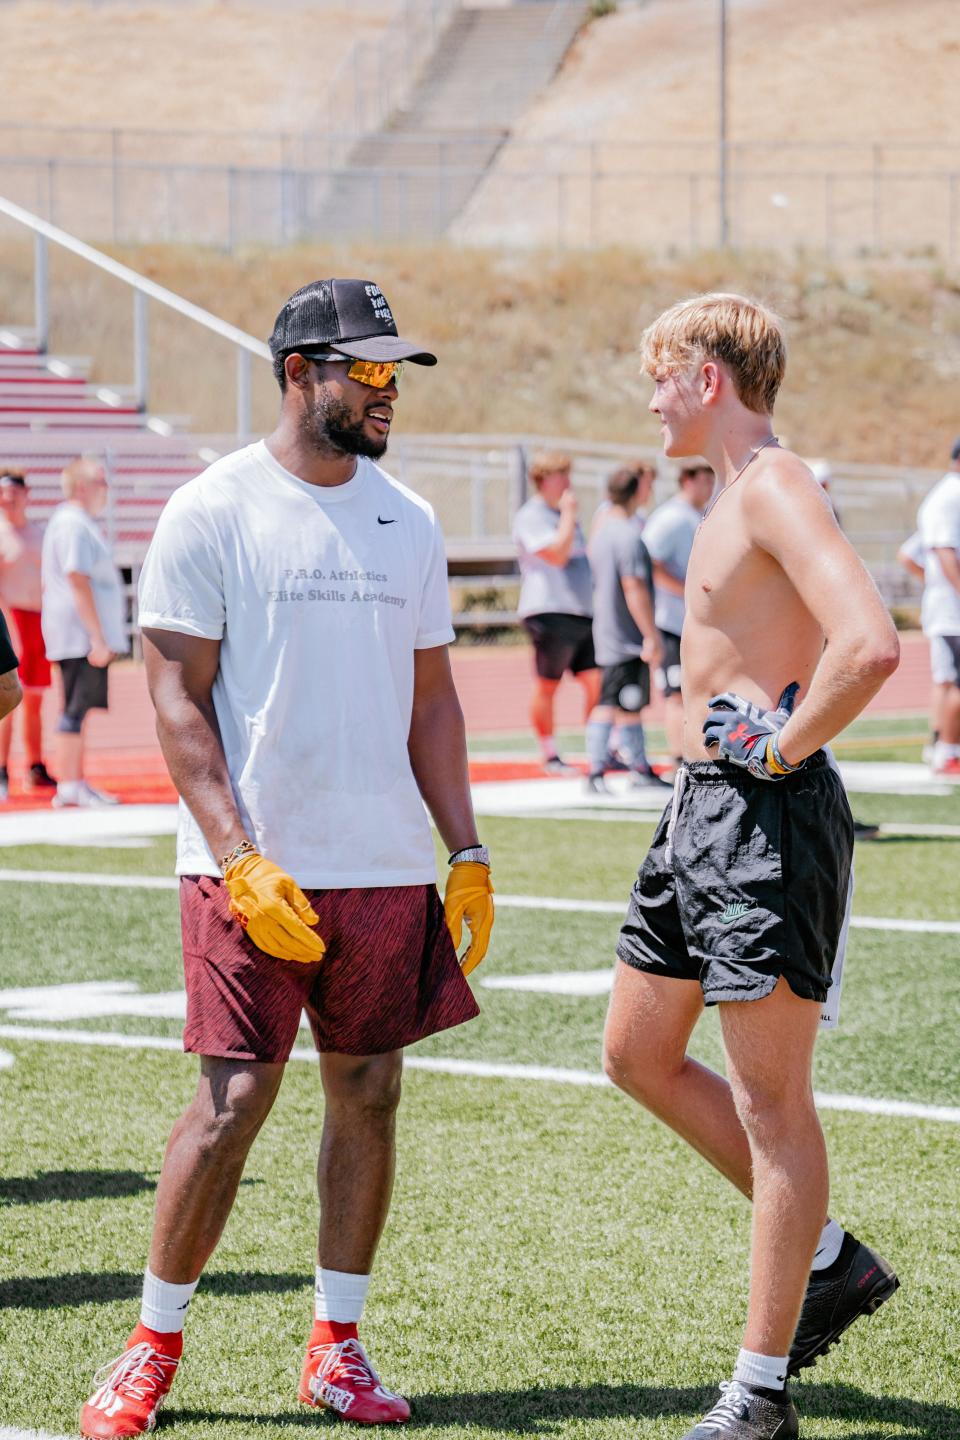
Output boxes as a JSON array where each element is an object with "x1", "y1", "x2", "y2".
[
  {"x1": 656, "y1": 630, "x2": 682, "y2": 698},
  {"x1": 58, "y1": 656, "x2": 109, "y2": 728},
  {"x1": 617, "y1": 753, "x2": 853, "y2": 1007},
  {"x1": 599, "y1": 657, "x2": 650, "y2": 712},
  {"x1": 522, "y1": 612, "x2": 596, "y2": 681}
]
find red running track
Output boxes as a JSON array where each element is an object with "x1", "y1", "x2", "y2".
[{"x1": 0, "y1": 632, "x2": 934, "y2": 807}]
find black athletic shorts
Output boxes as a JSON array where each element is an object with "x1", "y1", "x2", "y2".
[
  {"x1": 617, "y1": 752, "x2": 853, "y2": 1006},
  {"x1": 656, "y1": 629, "x2": 682, "y2": 698},
  {"x1": 522, "y1": 612, "x2": 596, "y2": 680},
  {"x1": 599, "y1": 657, "x2": 650, "y2": 712},
  {"x1": 58, "y1": 655, "x2": 109, "y2": 729}
]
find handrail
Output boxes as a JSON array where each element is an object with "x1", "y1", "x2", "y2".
[{"x1": 0, "y1": 193, "x2": 270, "y2": 435}]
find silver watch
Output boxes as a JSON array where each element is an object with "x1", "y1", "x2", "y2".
[{"x1": 448, "y1": 845, "x2": 490, "y2": 866}]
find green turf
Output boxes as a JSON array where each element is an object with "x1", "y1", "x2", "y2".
[{"x1": 1, "y1": 799, "x2": 959, "y2": 1437}]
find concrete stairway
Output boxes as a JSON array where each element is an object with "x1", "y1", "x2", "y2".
[{"x1": 312, "y1": 0, "x2": 587, "y2": 239}]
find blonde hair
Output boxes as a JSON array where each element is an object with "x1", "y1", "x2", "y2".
[
  {"x1": 528, "y1": 451, "x2": 571, "y2": 487},
  {"x1": 61, "y1": 455, "x2": 104, "y2": 498},
  {"x1": 640, "y1": 292, "x2": 786, "y2": 415}
]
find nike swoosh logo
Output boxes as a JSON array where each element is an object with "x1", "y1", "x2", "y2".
[{"x1": 377, "y1": 516, "x2": 396, "y2": 525}]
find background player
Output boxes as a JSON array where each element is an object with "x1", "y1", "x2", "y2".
[
  {"x1": 585, "y1": 465, "x2": 665, "y2": 793},
  {"x1": 640, "y1": 461, "x2": 715, "y2": 770},
  {"x1": 514, "y1": 452, "x2": 600, "y2": 774}
]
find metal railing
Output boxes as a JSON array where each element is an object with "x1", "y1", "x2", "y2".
[{"x1": 0, "y1": 194, "x2": 271, "y2": 435}]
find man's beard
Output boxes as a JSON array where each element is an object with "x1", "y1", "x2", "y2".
[{"x1": 300, "y1": 392, "x2": 388, "y2": 460}]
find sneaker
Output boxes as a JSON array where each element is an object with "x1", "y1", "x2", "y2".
[
  {"x1": 629, "y1": 765, "x2": 673, "y2": 790},
  {"x1": 852, "y1": 818, "x2": 880, "y2": 840},
  {"x1": 682, "y1": 1380, "x2": 798, "y2": 1439},
  {"x1": 79, "y1": 1341, "x2": 179, "y2": 1438},
  {"x1": 25, "y1": 761, "x2": 57, "y2": 790},
  {"x1": 299, "y1": 1335, "x2": 410, "y2": 1424},
  {"x1": 0, "y1": 765, "x2": 7, "y2": 803},
  {"x1": 52, "y1": 780, "x2": 121, "y2": 808},
  {"x1": 933, "y1": 757, "x2": 960, "y2": 779},
  {"x1": 542, "y1": 755, "x2": 579, "y2": 777},
  {"x1": 789, "y1": 1230, "x2": 899, "y2": 1375},
  {"x1": 583, "y1": 772, "x2": 609, "y2": 796}
]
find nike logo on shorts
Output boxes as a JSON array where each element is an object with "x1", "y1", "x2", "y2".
[
  {"x1": 718, "y1": 901, "x2": 758, "y2": 925},
  {"x1": 377, "y1": 516, "x2": 396, "y2": 525}
]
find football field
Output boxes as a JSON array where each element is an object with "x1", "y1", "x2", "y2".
[{"x1": 1, "y1": 774, "x2": 959, "y2": 1439}]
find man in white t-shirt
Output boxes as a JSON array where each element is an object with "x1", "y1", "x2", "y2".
[
  {"x1": 640, "y1": 462, "x2": 715, "y2": 765},
  {"x1": 80, "y1": 279, "x2": 495, "y2": 1439},
  {"x1": 917, "y1": 438, "x2": 960, "y2": 777},
  {"x1": 40, "y1": 457, "x2": 126, "y2": 808}
]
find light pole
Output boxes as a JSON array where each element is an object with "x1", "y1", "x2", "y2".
[{"x1": 719, "y1": 0, "x2": 729, "y2": 248}]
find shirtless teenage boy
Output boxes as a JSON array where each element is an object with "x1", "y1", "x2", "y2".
[{"x1": 603, "y1": 294, "x2": 900, "y2": 1440}]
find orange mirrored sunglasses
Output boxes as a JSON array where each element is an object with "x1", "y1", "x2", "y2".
[{"x1": 303, "y1": 353, "x2": 402, "y2": 389}]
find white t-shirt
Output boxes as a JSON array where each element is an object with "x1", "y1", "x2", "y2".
[
  {"x1": 917, "y1": 473, "x2": 960, "y2": 636},
  {"x1": 641, "y1": 494, "x2": 701, "y2": 636},
  {"x1": 137, "y1": 440, "x2": 455, "y2": 887},
  {"x1": 40, "y1": 503, "x2": 126, "y2": 660},
  {"x1": 513, "y1": 495, "x2": 593, "y2": 619}
]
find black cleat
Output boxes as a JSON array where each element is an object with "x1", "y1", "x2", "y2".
[
  {"x1": 583, "y1": 772, "x2": 609, "y2": 796},
  {"x1": 789, "y1": 1231, "x2": 899, "y2": 1375},
  {"x1": 682, "y1": 1381, "x2": 798, "y2": 1439},
  {"x1": 629, "y1": 765, "x2": 674, "y2": 790}
]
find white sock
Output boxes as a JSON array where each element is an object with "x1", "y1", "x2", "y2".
[
  {"x1": 732, "y1": 1347, "x2": 788, "y2": 1392},
  {"x1": 810, "y1": 1216, "x2": 845, "y2": 1271},
  {"x1": 538, "y1": 735, "x2": 559, "y2": 760},
  {"x1": 57, "y1": 779, "x2": 81, "y2": 801},
  {"x1": 933, "y1": 740, "x2": 960, "y2": 765},
  {"x1": 140, "y1": 1267, "x2": 199, "y2": 1334},
  {"x1": 314, "y1": 1267, "x2": 370, "y2": 1324}
]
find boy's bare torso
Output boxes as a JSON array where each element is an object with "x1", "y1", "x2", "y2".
[{"x1": 681, "y1": 450, "x2": 825, "y2": 762}]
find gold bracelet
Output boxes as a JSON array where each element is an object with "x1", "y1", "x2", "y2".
[{"x1": 220, "y1": 839, "x2": 257, "y2": 875}]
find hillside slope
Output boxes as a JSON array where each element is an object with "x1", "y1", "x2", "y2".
[{"x1": 0, "y1": 239, "x2": 956, "y2": 464}]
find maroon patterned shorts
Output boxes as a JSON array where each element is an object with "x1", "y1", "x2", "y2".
[{"x1": 179, "y1": 876, "x2": 479, "y2": 1061}]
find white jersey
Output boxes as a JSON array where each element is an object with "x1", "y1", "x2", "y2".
[
  {"x1": 137, "y1": 440, "x2": 455, "y2": 887},
  {"x1": 917, "y1": 473, "x2": 960, "y2": 636},
  {"x1": 40, "y1": 503, "x2": 126, "y2": 660}
]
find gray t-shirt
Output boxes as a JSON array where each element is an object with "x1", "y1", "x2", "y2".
[
  {"x1": 40, "y1": 502, "x2": 126, "y2": 661},
  {"x1": 640, "y1": 494, "x2": 701, "y2": 637},
  {"x1": 589, "y1": 515, "x2": 653, "y2": 667},
  {"x1": 513, "y1": 495, "x2": 593, "y2": 619}
]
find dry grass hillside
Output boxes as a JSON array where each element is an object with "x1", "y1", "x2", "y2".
[
  {"x1": 0, "y1": 236, "x2": 957, "y2": 464},
  {"x1": 0, "y1": 1, "x2": 392, "y2": 149},
  {"x1": 457, "y1": 0, "x2": 960, "y2": 250}
]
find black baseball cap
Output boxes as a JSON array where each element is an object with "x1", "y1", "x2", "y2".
[
  {"x1": 268, "y1": 279, "x2": 437, "y2": 366},
  {"x1": 0, "y1": 470, "x2": 26, "y2": 487}
]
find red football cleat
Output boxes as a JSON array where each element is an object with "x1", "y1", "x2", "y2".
[
  {"x1": 80, "y1": 1341, "x2": 179, "y2": 1438},
  {"x1": 299, "y1": 1336, "x2": 410, "y2": 1424},
  {"x1": 934, "y1": 757, "x2": 960, "y2": 778}
]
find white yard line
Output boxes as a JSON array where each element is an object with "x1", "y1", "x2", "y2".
[
  {"x1": 0, "y1": 1022, "x2": 957, "y2": 1125},
  {"x1": 0, "y1": 1430, "x2": 76, "y2": 1440},
  {"x1": 2, "y1": 869, "x2": 959, "y2": 936}
]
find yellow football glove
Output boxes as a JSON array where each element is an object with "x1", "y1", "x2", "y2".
[
  {"x1": 443, "y1": 860, "x2": 494, "y2": 978},
  {"x1": 224, "y1": 851, "x2": 326, "y2": 964}
]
